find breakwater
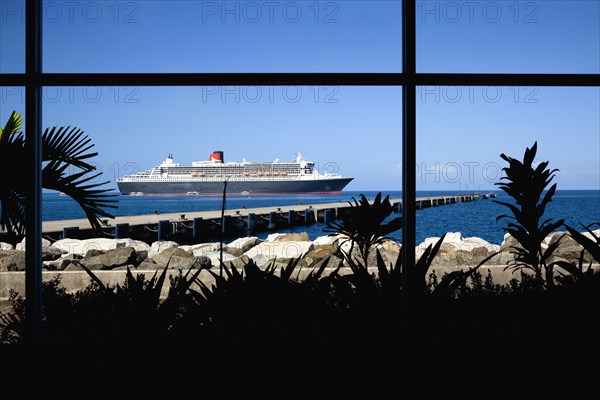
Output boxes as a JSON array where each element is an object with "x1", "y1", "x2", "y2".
[{"x1": 40, "y1": 194, "x2": 492, "y2": 245}]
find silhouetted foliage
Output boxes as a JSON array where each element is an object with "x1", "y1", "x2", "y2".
[
  {"x1": 551, "y1": 222, "x2": 600, "y2": 287},
  {"x1": 564, "y1": 222, "x2": 600, "y2": 263},
  {"x1": 323, "y1": 192, "x2": 402, "y2": 266},
  {"x1": 494, "y1": 141, "x2": 564, "y2": 287},
  {"x1": 0, "y1": 111, "x2": 117, "y2": 236},
  {"x1": 1, "y1": 149, "x2": 599, "y2": 399}
]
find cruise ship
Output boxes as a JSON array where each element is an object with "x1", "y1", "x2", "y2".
[{"x1": 116, "y1": 151, "x2": 354, "y2": 196}]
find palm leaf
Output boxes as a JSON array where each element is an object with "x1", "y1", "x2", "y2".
[
  {"x1": 539, "y1": 219, "x2": 564, "y2": 240},
  {"x1": 0, "y1": 111, "x2": 119, "y2": 235},
  {"x1": 537, "y1": 184, "x2": 557, "y2": 216},
  {"x1": 432, "y1": 251, "x2": 500, "y2": 297},
  {"x1": 280, "y1": 257, "x2": 302, "y2": 282},
  {"x1": 75, "y1": 260, "x2": 110, "y2": 292},
  {"x1": 493, "y1": 201, "x2": 522, "y2": 221},
  {"x1": 303, "y1": 254, "x2": 331, "y2": 285},
  {"x1": 42, "y1": 161, "x2": 118, "y2": 231},
  {"x1": 414, "y1": 233, "x2": 447, "y2": 286},
  {"x1": 43, "y1": 126, "x2": 98, "y2": 169},
  {"x1": 523, "y1": 142, "x2": 537, "y2": 167},
  {"x1": 0, "y1": 111, "x2": 23, "y2": 145},
  {"x1": 541, "y1": 236, "x2": 564, "y2": 263},
  {"x1": 0, "y1": 190, "x2": 26, "y2": 235},
  {"x1": 564, "y1": 224, "x2": 600, "y2": 263}
]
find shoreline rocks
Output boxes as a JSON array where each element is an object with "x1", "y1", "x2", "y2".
[
  {"x1": 1, "y1": 229, "x2": 598, "y2": 273},
  {"x1": 1, "y1": 230, "x2": 599, "y2": 302}
]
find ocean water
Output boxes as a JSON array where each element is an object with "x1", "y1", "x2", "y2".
[{"x1": 42, "y1": 190, "x2": 600, "y2": 246}]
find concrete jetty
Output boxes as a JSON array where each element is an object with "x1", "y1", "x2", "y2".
[{"x1": 38, "y1": 193, "x2": 492, "y2": 245}]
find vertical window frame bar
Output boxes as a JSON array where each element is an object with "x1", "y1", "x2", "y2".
[
  {"x1": 402, "y1": 0, "x2": 417, "y2": 300},
  {"x1": 25, "y1": 0, "x2": 43, "y2": 351}
]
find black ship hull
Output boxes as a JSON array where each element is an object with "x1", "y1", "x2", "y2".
[{"x1": 117, "y1": 178, "x2": 353, "y2": 196}]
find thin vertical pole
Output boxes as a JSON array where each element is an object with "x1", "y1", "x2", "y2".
[
  {"x1": 25, "y1": 0, "x2": 43, "y2": 351},
  {"x1": 219, "y1": 178, "x2": 229, "y2": 276},
  {"x1": 402, "y1": 1, "x2": 417, "y2": 302}
]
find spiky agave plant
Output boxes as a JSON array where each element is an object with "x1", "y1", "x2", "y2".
[
  {"x1": 0, "y1": 111, "x2": 118, "y2": 236},
  {"x1": 494, "y1": 142, "x2": 564, "y2": 287}
]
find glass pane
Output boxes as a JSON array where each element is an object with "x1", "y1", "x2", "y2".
[
  {"x1": 42, "y1": 1, "x2": 402, "y2": 73},
  {"x1": 0, "y1": 0, "x2": 25, "y2": 73},
  {"x1": 40, "y1": 85, "x2": 402, "y2": 237},
  {"x1": 416, "y1": 86, "x2": 600, "y2": 270},
  {"x1": 417, "y1": 0, "x2": 600, "y2": 73},
  {"x1": 0, "y1": 86, "x2": 24, "y2": 123}
]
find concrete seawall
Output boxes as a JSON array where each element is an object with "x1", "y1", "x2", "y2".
[{"x1": 5, "y1": 263, "x2": 592, "y2": 303}]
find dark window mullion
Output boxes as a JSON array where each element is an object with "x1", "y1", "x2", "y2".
[
  {"x1": 402, "y1": 0, "x2": 417, "y2": 301},
  {"x1": 24, "y1": 0, "x2": 43, "y2": 351},
  {"x1": 30, "y1": 73, "x2": 405, "y2": 87},
  {"x1": 4, "y1": 73, "x2": 598, "y2": 87}
]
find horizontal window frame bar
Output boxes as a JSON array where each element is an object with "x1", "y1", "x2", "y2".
[{"x1": 1, "y1": 73, "x2": 598, "y2": 87}]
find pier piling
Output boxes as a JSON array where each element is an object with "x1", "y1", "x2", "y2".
[
  {"x1": 62, "y1": 226, "x2": 79, "y2": 239},
  {"x1": 158, "y1": 220, "x2": 172, "y2": 241},
  {"x1": 192, "y1": 217, "x2": 203, "y2": 241},
  {"x1": 268, "y1": 211, "x2": 278, "y2": 229},
  {"x1": 323, "y1": 209, "x2": 335, "y2": 224},
  {"x1": 304, "y1": 208, "x2": 315, "y2": 225},
  {"x1": 247, "y1": 213, "x2": 256, "y2": 232},
  {"x1": 114, "y1": 223, "x2": 129, "y2": 239}
]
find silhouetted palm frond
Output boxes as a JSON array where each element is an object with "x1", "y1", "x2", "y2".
[
  {"x1": 43, "y1": 126, "x2": 98, "y2": 169},
  {"x1": 0, "y1": 111, "x2": 118, "y2": 235}
]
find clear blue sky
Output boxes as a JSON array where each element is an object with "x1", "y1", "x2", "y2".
[{"x1": 1, "y1": 1, "x2": 598, "y2": 191}]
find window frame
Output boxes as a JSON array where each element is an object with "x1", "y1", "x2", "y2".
[{"x1": 1, "y1": 0, "x2": 597, "y2": 346}]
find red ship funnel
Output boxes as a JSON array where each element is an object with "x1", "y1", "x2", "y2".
[{"x1": 209, "y1": 151, "x2": 224, "y2": 162}]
